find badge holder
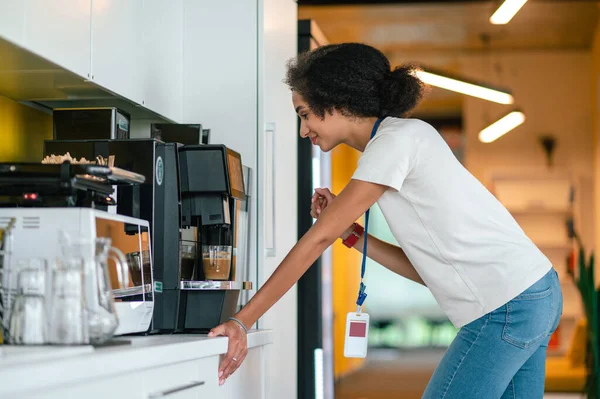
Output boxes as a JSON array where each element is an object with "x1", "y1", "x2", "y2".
[
  {"x1": 343, "y1": 117, "x2": 382, "y2": 359},
  {"x1": 344, "y1": 284, "x2": 369, "y2": 358}
]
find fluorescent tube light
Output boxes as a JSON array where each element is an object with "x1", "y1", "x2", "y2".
[
  {"x1": 415, "y1": 70, "x2": 514, "y2": 105},
  {"x1": 479, "y1": 111, "x2": 525, "y2": 143},
  {"x1": 490, "y1": 0, "x2": 528, "y2": 25}
]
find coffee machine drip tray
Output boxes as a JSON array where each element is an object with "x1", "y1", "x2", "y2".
[
  {"x1": 179, "y1": 281, "x2": 252, "y2": 290},
  {"x1": 113, "y1": 283, "x2": 153, "y2": 298}
]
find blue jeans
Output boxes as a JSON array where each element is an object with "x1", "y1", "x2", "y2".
[{"x1": 423, "y1": 268, "x2": 563, "y2": 399}]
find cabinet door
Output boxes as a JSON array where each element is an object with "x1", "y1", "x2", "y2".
[
  {"x1": 23, "y1": 0, "x2": 91, "y2": 78},
  {"x1": 22, "y1": 373, "x2": 145, "y2": 399},
  {"x1": 181, "y1": 0, "x2": 258, "y2": 164},
  {"x1": 144, "y1": 357, "x2": 219, "y2": 399},
  {"x1": 0, "y1": 0, "x2": 25, "y2": 44},
  {"x1": 218, "y1": 347, "x2": 263, "y2": 398},
  {"x1": 258, "y1": 0, "x2": 298, "y2": 264},
  {"x1": 142, "y1": 0, "x2": 183, "y2": 122},
  {"x1": 91, "y1": 0, "x2": 144, "y2": 105}
]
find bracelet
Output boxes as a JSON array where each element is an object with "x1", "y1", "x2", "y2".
[
  {"x1": 342, "y1": 223, "x2": 364, "y2": 248},
  {"x1": 228, "y1": 317, "x2": 248, "y2": 334}
]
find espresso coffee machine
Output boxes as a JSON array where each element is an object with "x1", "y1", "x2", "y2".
[{"x1": 173, "y1": 145, "x2": 252, "y2": 332}]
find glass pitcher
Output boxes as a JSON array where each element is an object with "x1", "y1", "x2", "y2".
[
  {"x1": 48, "y1": 262, "x2": 87, "y2": 345},
  {"x1": 92, "y1": 238, "x2": 130, "y2": 343},
  {"x1": 59, "y1": 232, "x2": 129, "y2": 344},
  {"x1": 8, "y1": 267, "x2": 47, "y2": 345}
]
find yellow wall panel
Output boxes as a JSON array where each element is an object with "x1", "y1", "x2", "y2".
[{"x1": 0, "y1": 95, "x2": 52, "y2": 162}]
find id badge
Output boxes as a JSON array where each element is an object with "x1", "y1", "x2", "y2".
[{"x1": 344, "y1": 311, "x2": 369, "y2": 358}]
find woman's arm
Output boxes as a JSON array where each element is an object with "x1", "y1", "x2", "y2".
[
  {"x1": 235, "y1": 179, "x2": 387, "y2": 328},
  {"x1": 210, "y1": 179, "x2": 388, "y2": 383}
]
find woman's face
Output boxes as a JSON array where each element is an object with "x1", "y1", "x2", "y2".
[{"x1": 292, "y1": 92, "x2": 348, "y2": 153}]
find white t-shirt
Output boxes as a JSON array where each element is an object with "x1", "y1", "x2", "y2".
[{"x1": 352, "y1": 117, "x2": 552, "y2": 328}]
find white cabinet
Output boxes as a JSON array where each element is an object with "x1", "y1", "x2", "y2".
[
  {"x1": 0, "y1": 334, "x2": 272, "y2": 399},
  {"x1": 143, "y1": 357, "x2": 218, "y2": 399},
  {"x1": 90, "y1": 0, "x2": 182, "y2": 120},
  {"x1": 91, "y1": 0, "x2": 144, "y2": 105},
  {"x1": 182, "y1": 0, "x2": 258, "y2": 164},
  {"x1": 219, "y1": 347, "x2": 263, "y2": 398},
  {"x1": 0, "y1": 0, "x2": 183, "y2": 122},
  {"x1": 0, "y1": 0, "x2": 25, "y2": 44},
  {"x1": 258, "y1": 0, "x2": 299, "y2": 264},
  {"x1": 22, "y1": 373, "x2": 146, "y2": 399},
  {"x1": 142, "y1": 0, "x2": 183, "y2": 122},
  {"x1": 14, "y1": 349, "x2": 263, "y2": 399},
  {"x1": 23, "y1": 0, "x2": 92, "y2": 78}
]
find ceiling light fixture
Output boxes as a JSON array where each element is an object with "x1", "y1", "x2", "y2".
[
  {"x1": 490, "y1": 0, "x2": 528, "y2": 25},
  {"x1": 414, "y1": 70, "x2": 514, "y2": 105},
  {"x1": 478, "y1": 110, "x2": 525, "y2": 143}
]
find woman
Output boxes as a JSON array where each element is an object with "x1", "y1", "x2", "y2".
[{"x1": 209, "y1": 43, "x2": 563, "y2": 398}]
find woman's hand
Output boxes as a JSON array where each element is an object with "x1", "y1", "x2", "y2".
[
  {"x1": 311, "y1": 187, "x2": 354, "y2": 240},
  {"x1": 208, "y1": 320, "x2": 248, "y2": 386}
]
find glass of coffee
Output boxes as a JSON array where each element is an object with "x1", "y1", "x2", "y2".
[
  {"x1": 202, "y1": 245, "x2": 232, "y2": 281},
  {"x1": 180, "y1": 241, "x2": 197, "y2": 281}
]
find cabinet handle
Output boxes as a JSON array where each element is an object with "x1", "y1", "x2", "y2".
[
  {"x1": 265, "y1": 123, "x2": 276, "y2": 258},
  {"x1": 147, "y1": 381, "x2": 205, "y2": 398}
]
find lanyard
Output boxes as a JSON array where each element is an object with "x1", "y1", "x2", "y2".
[{"x1": 356, "y1": 117, "x2": 384, "y2": 312}]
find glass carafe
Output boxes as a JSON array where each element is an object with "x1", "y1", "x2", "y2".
[
  {"x1": 59, "y1": 233, "x2": 129, "y2": 344},
  {"x1": 8, "y1": 267, "x2": 47, "y2": 345},
  {"x1": 48, "y1": 263, "x2": 87, "y2": 345}
]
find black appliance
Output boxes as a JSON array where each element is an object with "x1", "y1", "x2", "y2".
[
  {"x1": 174, "y1": 145, "x2": 250, "y2": 331},
  {"x1": 53, "y1": 108, "x2": 131, "y2": 140},
  {"x1": 151, "y1": 123, "x2": 210, "y2": 145}
]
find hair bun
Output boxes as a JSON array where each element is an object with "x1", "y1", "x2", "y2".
[{"x1": 380, "y1": 65, "x2": 425, "y2": 117}]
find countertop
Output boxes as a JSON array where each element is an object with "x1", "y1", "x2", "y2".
[{"x1": 0, "y1": 330, "x2": 273, "y2": 397}]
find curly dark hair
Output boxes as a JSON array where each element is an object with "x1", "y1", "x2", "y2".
[{"x1": 284, "y1": 43, "x2": 425, "y2": 119}]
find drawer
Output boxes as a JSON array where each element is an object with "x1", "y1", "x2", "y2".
[
  {"x1": 23, "y1": 373, "x2": 145, "y2": 399},
  {"x1": 16, "y1": 355, "x2": 226, "y2": 399},
  {"x1": 143, "y1": 357, "x2": 219, "y2": 399}
]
